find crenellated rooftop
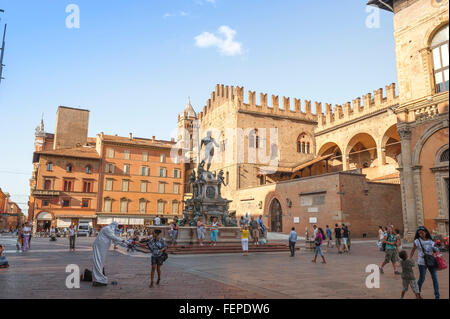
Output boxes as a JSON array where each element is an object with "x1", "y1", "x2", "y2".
[
  {"x1": 197, "y1": 84, "x2": 319, "y2": 123},
  {"x1": 316, "y1": 83, "x2": 399, "y2": 132},
  {"x1": 183, "y1": 83, "x2": 399, "y2": 129}
]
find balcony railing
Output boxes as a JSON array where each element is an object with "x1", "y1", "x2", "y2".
[{"x1": 31, "y1": 190, "x2": 61, "y2": 197}]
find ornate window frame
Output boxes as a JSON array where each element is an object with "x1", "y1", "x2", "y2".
[{"x1": 431, "y1": 144, "x2": 449, "y2": 234}]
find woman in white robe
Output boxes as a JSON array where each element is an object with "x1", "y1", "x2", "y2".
[{"x1": 92, "y1": 222, "x2": 124, "y2": 286}]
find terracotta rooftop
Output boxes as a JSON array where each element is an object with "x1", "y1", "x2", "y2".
[
  {"x1": 101, "y1": 134, "x2": 175, "y2": 149},
  {"x1": 370, "y1": 172, "x2": 400, "y2": 182},
  {"x1": 34, "y1": 146, "x2": 100, "y2": 161}
]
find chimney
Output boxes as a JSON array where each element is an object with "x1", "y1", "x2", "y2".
[
  {"x1": 152, "y1": 136, "x2": 156, "y2": 142},
  {"x1": 129, "y1": 133, "x2": 133, "y2": 140}
]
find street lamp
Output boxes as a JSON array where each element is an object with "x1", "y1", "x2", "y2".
[{"x1": 0, "y1": 9, "x2": 5, "y2": 85}]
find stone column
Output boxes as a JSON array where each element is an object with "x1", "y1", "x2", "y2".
[
  {"x1": 343, "y1": 156, "x2": 350, "y2": 171},
  {"x1": 398, "y1": 125, "x2": 417, "y2": 241},
  {"x1": 378, "y1": 145, "x2": 386, "y2": 167}
]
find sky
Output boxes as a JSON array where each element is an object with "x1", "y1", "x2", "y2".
[{"x1": 0, "y1": 0, "x2": 397, "y2": 214}]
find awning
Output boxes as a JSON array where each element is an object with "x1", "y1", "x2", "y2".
[
  {"x1": 97, "y1": 217, "x2": 145, "y2": 226},
  {"x1": 36, "y1": 212, "x2": 52, "y2": 221},
  {"x1": 292, "y1": 154, "x2": 333, "y2": 172},
  {"x1": 57, "y1": 218, "x2": 72, "y2": 228},
  {"x1": 97, "y1": 217, "x2": 113, "y2": 225},
  {"x1": 261, "y1": 154, "x2": 333, "y2": 174}
]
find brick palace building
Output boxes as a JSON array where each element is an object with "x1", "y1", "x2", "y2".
[{"x1": 28, "y1": 106, "x2": 184, "y2": 231}]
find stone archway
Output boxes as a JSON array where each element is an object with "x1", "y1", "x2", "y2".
[
  {"x1": 269, "y1": 198, "x2": 283, "y2": 233},
  {"x1": 318, "y1": 142, "x2": 343, "y2": 173},
  {"x1": 345, "y1": 133, "x2": 378, "y2": 171},
  {"x1": 381, "y1": 124, "x2": 401, "y2": 167}
]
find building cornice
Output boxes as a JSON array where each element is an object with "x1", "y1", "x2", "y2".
[{"x1": 315, "y1": 105, "x2": 398, "y2": 137}]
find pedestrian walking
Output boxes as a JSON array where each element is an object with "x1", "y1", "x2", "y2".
[
  {"x1": 240, "y1": 225, "x2": 249, "y2": 256},
  {"x1": 16, "y1": 226, "x2": 23, "y2": 251},
  {"x1": 209, "y1": 217, "x2": 221, "y2": 247},
  {"x1": 341, "y1": 224, "x2": 349, "y2": 253},
  {"x1": 312, "y1": 227, "x2": 326, "y2": 264},
  {"x1": 154, "y1": 215, "x2": 161, "y2": 226},
  {"x1": 249, "y1": 216, "x2": 260, "y2": 245},
  {"x1": 399, "y1": 250, "x2": 422, "y2": 299},
  {"x1": 410, "y1": 226, "x2": 440, "y2": 299},
  {"x1": 68, "y1": 224, "x2": 76, "y2": 251},
  {"x1": 379, "y1": 226, "x2": 401, "y2": 275},
  {"x1": 197, "y1": 217, "x2": 206, "y2": 246},
  {"x1": 394, "y1": 229, "x2": 402, "y2": 252},
  {"x1": 22, "y1": 223, "x2": 32, "y2": 251},
  {"x1": 325, "y1": 225, "x2": 334, "y2": 249},
  {"x1": 334, "y1": 224, "x2": 342, "y2": 253},
  {"x1": 377, "y1": 226, "x2": 384, "y2": 251},
  {"x1": 313, "y1": 225, "x2": 318, "y2": 239},
  {"x1": 289, "y1": 227, "x2": 298, "y2": 257}
]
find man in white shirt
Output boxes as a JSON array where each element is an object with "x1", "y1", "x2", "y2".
[
  {"x1": 154, "y1": 216, "x2": 161, "y2": 226},
  {"x1": 22, "y1": 223, "x2": 32, "y2": 251},
  {"x1": 313, "y1": 225, "x2": 318, "y2": 239}
]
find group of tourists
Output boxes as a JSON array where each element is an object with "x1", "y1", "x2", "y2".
[
  {"x1": 15, "y1": 222, "x2": 32, "y2": 252},
  {"x1": 239, "y1": 215, "x2": 267, "y2": 255},
  {"x1": 286, "y1": 224, "x2": 352, "y2": 264},
  {"x1": 379, "y1": 225, "x2": 445, "y2": 299},
  {"x1": 196, "y1": 217, "x2": 222, "y2": 247}
]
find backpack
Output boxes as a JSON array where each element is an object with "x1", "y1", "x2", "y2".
[{"x1": 81, "y1": 269, "x2": 93, "y2": 282}]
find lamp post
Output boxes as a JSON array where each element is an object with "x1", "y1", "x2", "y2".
[{"x1": 0, "y1": 9, "x2": 6, "y2": 85}]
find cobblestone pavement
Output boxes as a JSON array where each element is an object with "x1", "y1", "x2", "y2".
[{"x1": 0, "y1": 235, "x2": 448, "y2": 299}]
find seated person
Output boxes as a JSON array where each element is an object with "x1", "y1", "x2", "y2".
[{"x1": 0, "y1": 244, "x2": 9, "y2": 268}]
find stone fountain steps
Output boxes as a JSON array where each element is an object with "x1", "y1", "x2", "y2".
[{"x1": 135, "y1": 243, "x2": 298, "y2": 255}]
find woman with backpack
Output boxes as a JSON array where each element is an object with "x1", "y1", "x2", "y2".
[
  {"x1": 312, "y1": 227, "x2": 326, "y2": 264},
  {"x1": 410, "y1": 226, "x2": 440, "y2": 299},
  {"x1": 142, "y1": 229, "x2": 168, "y2": 288}
]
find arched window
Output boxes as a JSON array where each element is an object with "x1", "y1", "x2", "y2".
[
  {"x1": 431, "y1": 24, "x2": 449, "y2": 93},
  {"x1": 297, "y1": 133, "x2": 312, "y2": 154},
  {"x1": 85, "y1": 165, "x2": 92, "y2": 174},
  {"x1": 66, "y1": 163, "x2": 73, "y2": 173},
  {"x1": 46, "y1": 162, "x2": 53, "y2": 171},
  {"x1": 440, "y1": 149, "x2": 449, "y2": 162}
]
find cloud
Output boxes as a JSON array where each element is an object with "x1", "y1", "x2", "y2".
[
  {"x1": 163, "y1": 11, "x2": 190, "y2": 18},
  {"x1": 194, "y1": 26, "x2": 243, "y2": 56},
  {"x1": 196, "y1": 0, "x2": 217, "y2": 6}
]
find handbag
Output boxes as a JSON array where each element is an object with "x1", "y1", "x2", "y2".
[
  {"x1": 161, "y1": 251, "x2": 169, "y2": 262},
  {"x1": 418, "y1": 239, "x2": 437, "y2": 269},
  {"x1": 435, "y1": 254, "x2": 448, "y2": 271},
  {"x1": 314, "y1": 236, "x2": 321, "y2": 246}
]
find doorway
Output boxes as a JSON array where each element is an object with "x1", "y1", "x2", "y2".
[{"x1": 270, "y1": 198, "x2": 283, "y2": 232}]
